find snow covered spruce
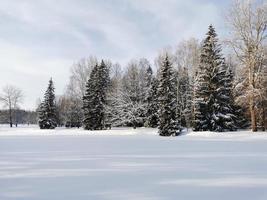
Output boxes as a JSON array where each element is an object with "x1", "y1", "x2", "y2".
[
  {"x1": 38, "y1": 79, "x2": 57, "y2": 129},
  {"x1": 193, "y1": 25, "x2": 237, "y2": 132}
]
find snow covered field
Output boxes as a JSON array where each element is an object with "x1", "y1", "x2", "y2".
[{"x1": 1, "y1": 126, "x2": 267, "y2": 200}]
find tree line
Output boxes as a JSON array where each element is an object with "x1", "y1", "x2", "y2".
[
  {"x1": 38, "y1": 18, "x2": 266, "y2": 135},
  {"x1": 1, "y1": 0, "x2": 266, "y2": 133}
]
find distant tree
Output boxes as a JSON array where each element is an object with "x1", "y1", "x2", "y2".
[
  {"x1": 38, "y1": 79, "x2": 57, "y2": 129},
  {"x1": 0, "y1": 109, "x2": 36, "y2": 125},
  {"x1": 0, "y1": 85, "x2": 23, "y2": 127},
  {"x1": 142, "y1": 63, "x2": 156, "y2": 127},
  {"x1": 105, "y1": 63, "x2": 123, "y2": 127},
  {"x1": 173, "y1": 39, "x2": 201, "y2": 128},
  {"x1": 115, "y1": 60, "x2": 148, "y2": 128},
  {"x1": 158, "y1": 55, "x2": 180, "y2": 136},
  {"x1": 174, "y1": 38, "x2": 200, "y2": 78},
  {"x1": 65, "y1": 97, "x2": 83, "y2": 128},
  {"x1": 176, "y1": 67, "x2": 192, "y2": 128},
  {"x1": 64, "y1": 57, "x2": 98, "y2": 126}
]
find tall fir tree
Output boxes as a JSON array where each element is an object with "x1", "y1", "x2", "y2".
[
  {"x1": 83, "y1": 65, "x2": 99, "y2": 130},
  {"x1": 144, "y1": 65, "x2": 154, "y2": 126},
  {"x1": 38, "y1": 78, "x2": 57, "y2": 129},
  {"x1": 83, "y1": 60, "x2": 110, "y2": 130},
  {"x1": 158, "y1": 55, "x2": 180, "y2": 136},
  {"x1": 193, "y1": 25, "x2": 236, "y2": 132},
  {"x1": 146, "y1": 77, "x2": 159, "y2": 127}
]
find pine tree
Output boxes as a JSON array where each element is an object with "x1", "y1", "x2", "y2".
[
  {"x1": 144, "y1": 65, "x2": 154, "y2": 126},
  {"x1": 99, "y1": 60, "x2": 111, "y2": 127},
  {"x1": 211, "y1": 61, "x2": 237, "y2": 131},
  {"x1": 83, "y1": 60, "x2": 110, "y2": 130},
  {"x1": 83, "y1": 65, "x2": 99, "y2": 130},
  {"x1": 146, "y1": 77, "x2": 159, "y2": 127},
  {"x1": 38, "y1": 79, "x2": 57, "y2": 129},
  {"x1": 158, "y1": 55, "x2": 180, "y2": 136},
  {"x1": 193, "y1": 25, "x2": 236, "y2": 132},
  {"x1": 193, "y1": 71, "x2": 208, "y2": 131}
]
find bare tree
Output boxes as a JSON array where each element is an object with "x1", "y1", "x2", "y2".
[
  {"x1": 0, "y1": 85, "x2": 23, "y2": 127},
  {"x1": 174, "y1": 38, "x2": 200, "y2": 78},
  {"x1": 66, "y1": 56, "x2": 97, "y2": 100},
  {"x1": 225, "y1": 0, "x2": 267, "y2": 131}
]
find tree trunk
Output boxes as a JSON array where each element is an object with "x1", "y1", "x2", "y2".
[
  {"x1": 9, "y1": 107, "x2": 13, "y2": 128},
  {"x1": 250, "y1": 95, "x2": 257, "y2": 132},
  {"x1": 249, "y1": 54, "x2": 257, "y2": 132},
  {"x1": 262, "y1": 102, "x2": 266, "y2": 131}
]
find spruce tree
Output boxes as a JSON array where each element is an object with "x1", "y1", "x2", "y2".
[
  {"x1": 99, "y1": 60, "x2": 111, "y2": 127},
  {"x1": 38, "y1": 79, "x2": 57, "y2": 129},
  {"x1": 83, "y1": 60, "x2": 110, "y2": 130},
  {"x1": 158, "y1": 55, "x2": 180, "y2": 136},
  {"x1": 144, "y1": 65, "x2": 154, "y2": 126},
  {"x1": 83, "y1": 65, "x2": 98, "y2": 130},
  {"x1": 211, "y1": 61, "x2": 236, "y2": 131},
  {"x1": 146, "y1": 77, "x2": 159, "y2": 127},
  {"x1": 193, "y1": 25, "x2": 236, "y2": 132},
  {"x1": 193, "y1": 71, "x2": 208, "y2": 131}
]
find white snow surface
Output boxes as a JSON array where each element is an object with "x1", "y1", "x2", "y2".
[{"x1": 0, "y1": 125, "x2": 267, "y2": 200}]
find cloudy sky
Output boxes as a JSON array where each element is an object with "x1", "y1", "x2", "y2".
[{"x1": 0, "y1": 0, "x2": 231, "y2": 110}]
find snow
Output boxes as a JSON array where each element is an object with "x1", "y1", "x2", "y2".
[{"x1": 0, "y1": 125, "x2": 267, "y2": 200}]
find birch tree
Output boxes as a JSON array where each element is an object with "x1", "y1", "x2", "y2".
[
  {"x1": 0, "y1": 85, "x2": 23, "y2": 127},
  {"x1": 226, "y1": 0, "x2": 267, "y2": 131}
]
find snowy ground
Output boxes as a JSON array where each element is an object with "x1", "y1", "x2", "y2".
[{"x1": 0, "y1": 125, "x2": 267, "y2": 200}]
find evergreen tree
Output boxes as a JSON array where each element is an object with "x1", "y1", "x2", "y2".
[
  {"x1": 146, "y1": 77, "x2": 159, "y2": 127},
  {"x1": 193, "y1": 25, "x2": 236, "y2": 132},
  {"x1": 99, "y1": 60, "x2": 111, "y2": 127},
  {"x1": 193, "y1": 71, "x2": 208, "y2": 131},
  {"x1": 38, "y1": 79, "x2": 57, "y2": 129},
  {"x1": 83, "y1": 65, "x2": 99, "y2": 130},
  {"x1": 144, "y1": 65, "x2": 153, "y2": 126},
  {"x1": 158, "y1": 55, "x2": 180, "y2": 136},
  {"x1": 211, "y1": 61, "x2": 236, "y2": 131},
  {"x1": 83, "y1": 60, "x2": 110, "y2": 130}
]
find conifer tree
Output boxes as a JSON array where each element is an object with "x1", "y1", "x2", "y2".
[
  {"x1": 158, "y1": 55, "x2": 180, "y2": 136},
  {"x1": 38, "y1": 79, "x2": 57, "y2": 129},
  {"x1": 146, "y1": 77, "x2": 159, "y2": 127},
  {"x1": 144, "y1": 65, "x2": 153, "y2": 126},
  {"x1": 193, "y1": 25, "x2": 236, "y2": 132},
  {"x1": 83, "y1": 60, "x2": 110, "y2": 130},
  {"x1": 211, "y1": 61, "x2": 236, "y2": 131},
  {"x1": 83, "y1": 65, "x2": 99, "y2": 130}
]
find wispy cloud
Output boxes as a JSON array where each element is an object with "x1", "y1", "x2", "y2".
[{"x1": 0, "y1": 0, "x2": 229, "y2": 109}]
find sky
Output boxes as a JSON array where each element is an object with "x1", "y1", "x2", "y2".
[{"x1": 0, "y1": 0, "x2": 231, "y2": 110}]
